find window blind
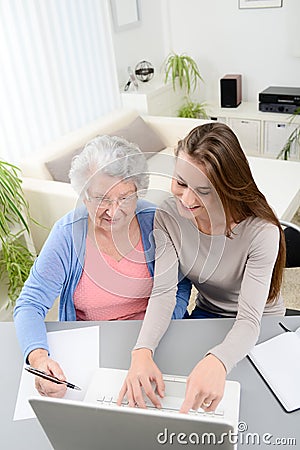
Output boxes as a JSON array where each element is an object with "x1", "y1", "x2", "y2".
[{"x1": 0, "y1": 0, "x2": 120, "y2": 163}]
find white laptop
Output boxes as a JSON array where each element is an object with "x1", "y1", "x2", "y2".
[{"x1": 29, "y1": 368, "x2": 240, "y2": 450}]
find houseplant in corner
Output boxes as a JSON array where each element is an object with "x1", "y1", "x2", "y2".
[
  {"x1": 0, "y1": 160, "x2": 35, "y2": 307},
  {"x1": 164, "y1": 52, "x2": 207, "y2": 119},
  {"x1": 277, "y1": 107, "x2": 300, "y2": 160}
]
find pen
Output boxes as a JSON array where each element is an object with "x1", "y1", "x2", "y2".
[
  {"x1": 278, "y1": 322, "x2": 292, "y2": 333},
  {"x1": 25, "y1": 366, "x2": 82, "y2": 391}
]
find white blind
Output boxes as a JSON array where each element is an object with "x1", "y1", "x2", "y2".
[{"x1": 0, "y1": 0, "x2": 120, "y2": 163}]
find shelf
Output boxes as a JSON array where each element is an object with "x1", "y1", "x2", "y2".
[
  {"x1": 206, "y1": 102, "x2": 300, "y2": 160},
  {"x1": 207, "y1": 101, "x2": 300, "y2": 124},
  {"x1": 120, "y1": 80, "x2": 184, "y2": 117}
]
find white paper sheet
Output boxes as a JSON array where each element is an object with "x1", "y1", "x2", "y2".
[{"x1": 13, "y1": 326, "x2": 99, "y2": 420}]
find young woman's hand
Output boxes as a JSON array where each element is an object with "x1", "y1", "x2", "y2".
[
  {"x1": 117, "y1": 348, "x2": 165, "y2": 408},
  {"x1": 28, "y1": 348, "x2": 67, "y2": 398},
  {"x1": 180, "y1": 354, "x2": 226, "y2": 413}
]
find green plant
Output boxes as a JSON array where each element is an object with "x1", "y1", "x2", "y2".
[
  {"x1": 164, "y1": 53, "x2": 203, "y2": 95},
  {"x1": 0, "y1": 160, "x2": 35, "y2": 306},
  {"x1": 164, "y1": 52, "x2": 206, "y2": 119},
  {"x1": 178, "y1": 98, "x2": 208, "y2": 119},
  {"x1": 277, "y1": 107, "x2": 300, "y2": 160}
]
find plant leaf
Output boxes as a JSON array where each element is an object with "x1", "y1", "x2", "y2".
[{"x1": 163, "y1": 52, "x2": 203, "y2": 95}]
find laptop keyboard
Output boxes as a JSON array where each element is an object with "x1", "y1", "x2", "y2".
[{"x1": 95, "y1": 394, "x2": 225, "y2": 418}]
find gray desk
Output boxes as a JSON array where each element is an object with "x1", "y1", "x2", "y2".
[{"x1": 2, "y1": 316, "x2": 300, "y2": 449}]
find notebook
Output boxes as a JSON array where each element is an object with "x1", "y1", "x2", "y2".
[
  {"x1": 248, "y1": 325, "x2": 300, "y2": 412},
  {"x1": 29, "y1": 368, "x2": 240, "y2": 450}
]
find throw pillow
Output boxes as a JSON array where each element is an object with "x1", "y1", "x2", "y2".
[
  {"x1": 45, "y1": 116, "x2": 165, "y2": 182},
  {"x1": 45, "y1": 147, "x2": 83, "y2": 183},
  {"x1": 110, "y1": 116, "x2": 165, "y2": 159}
]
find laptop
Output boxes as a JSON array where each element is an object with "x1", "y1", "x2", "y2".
[{"x1": 29, "y1": 368, "x2": 240, "y2": 450}]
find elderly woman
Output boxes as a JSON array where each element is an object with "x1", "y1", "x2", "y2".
[{"x1": 14, "y1": 135, "x2": 190, "y2": 398}]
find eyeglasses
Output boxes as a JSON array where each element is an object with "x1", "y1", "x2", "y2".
[{"x1": 85, "y1": 191, "x2": 137, "y2": 208}]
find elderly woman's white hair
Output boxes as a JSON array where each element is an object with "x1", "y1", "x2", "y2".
[{"x1": 69, "y1": 135, "x2": 149, "y2": 197}]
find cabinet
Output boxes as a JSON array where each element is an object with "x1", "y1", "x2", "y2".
[
  {"x1": 228, "y1": 118, "x2": 260, "y2": 155},
  {"x1": 263, "y1": 121, "x2": 299, "y2": 160},
  {"x1": 121, "y1": 80, "x2": 184, "y2": 116},
  {"x1": 206, "y1": 102, "x2": 300, "y2": 160}
]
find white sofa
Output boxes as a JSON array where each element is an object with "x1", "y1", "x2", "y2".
[{"x1": 21, "y1": 109, "x2": 209, "y2": 252}]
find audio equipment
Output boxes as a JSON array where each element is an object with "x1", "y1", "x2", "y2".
[
  {"x1": 259, "y1": 103, "x2": 299, "y2": 114},
  {"x1": 220, "y1": 74, "x2": 242, "y2": 108},
  {"x1": 259, "y1": 86, "x2": 300, "y2": 106}
]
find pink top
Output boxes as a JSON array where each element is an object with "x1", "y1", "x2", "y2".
[{"x1": 73, "y1": 236, "x2": 153, "y2": 321}]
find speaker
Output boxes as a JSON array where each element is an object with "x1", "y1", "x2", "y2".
[{"x1": 220, "y1": 74, "x2": 242, "y2": 108}]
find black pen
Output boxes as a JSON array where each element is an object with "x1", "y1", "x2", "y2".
[
  {"x1": 278, "y1": 322, "x2": 292, "y2": 333},
  {"x1": 25, "y1": 366, "x2": 82, "y2": 391}
]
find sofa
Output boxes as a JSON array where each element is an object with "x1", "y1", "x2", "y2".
[{"x1": 21, "y1": 109, "x2": 209, "y2": 253}]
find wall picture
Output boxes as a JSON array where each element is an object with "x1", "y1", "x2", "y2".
[{"x1": 239, "y1": 0, "x2": 282, "y2": 8}]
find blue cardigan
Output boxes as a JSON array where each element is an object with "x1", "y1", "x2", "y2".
[{"x1": 14, "y1": 199, "x2": 191, "y2": 360}]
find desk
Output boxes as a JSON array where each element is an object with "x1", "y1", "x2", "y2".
[
  {"x1": 2, "y1": 317, "x2": 300, "y2": 449},
  {"x1": 247, "y1": 157, "x2": 300, "y2": 221}
]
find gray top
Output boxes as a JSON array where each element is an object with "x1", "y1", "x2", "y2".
[{"x1": 135, "y1": 197, "x2": 285, "y2": 373}]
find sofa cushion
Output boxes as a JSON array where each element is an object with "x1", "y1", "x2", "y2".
[
  {"x1": 110, "y1": 116, "x2": 165, "y2": 159},
  {"x1": 45, "y1": 116, "x2": 166, "y2": 183},
  {"x1": 45, "y1": 147, "x2": 83, "y2": 183},
  {"x1": 144, "y1": 147, "x2": 175, "y2": 205}
]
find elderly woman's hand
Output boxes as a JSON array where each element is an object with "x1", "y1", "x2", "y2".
[
  {"x1": 28, "y1": 349, "x2": 67, "y2": 398},
  {"x1": 117, "y1": 348, "x2": 165, "y2": 409},
  {"x1": 180, "y1": 354, "x2": 226, "y2": 413}
]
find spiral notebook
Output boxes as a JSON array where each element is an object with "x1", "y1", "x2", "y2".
[{"x1": 248, "y1": 324, "x2": 300, "y2": 412}]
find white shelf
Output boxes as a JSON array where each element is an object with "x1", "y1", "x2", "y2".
[
  {"x1": 121, "y1": 80, "x2": 184, "y2": 116},
  {"x1": 206, "y1": 101, "x2": 300, "y2": 123},
  {"x1": 206, "y1": 102, "x2": 300, "y2": 160}
]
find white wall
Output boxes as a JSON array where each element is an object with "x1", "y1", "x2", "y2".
[
  {"x1": 111, "y1": 0, "x2": 300, "y2": 104},
  {"x1": 110, "y1": 0, "x2": 168, "y2": 89}
]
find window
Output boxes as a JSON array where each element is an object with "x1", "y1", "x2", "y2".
[{"x1": 0, "y1": 0, "x2": 119, "y2": 163}]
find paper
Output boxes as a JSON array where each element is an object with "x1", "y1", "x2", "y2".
[
  {"x1": 249, "y1": 327, "x2": 300, "y2": 412},
  {"x1": 13, "y1": 326, "x2": 99, "y2": 421}
]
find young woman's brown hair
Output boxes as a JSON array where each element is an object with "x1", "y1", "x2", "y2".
[{"x1": 175, "y1": 122, "x2": 286, "y2": 303}]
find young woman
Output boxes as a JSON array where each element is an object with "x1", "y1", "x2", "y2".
[{"x1": 118, "y1": 122, "x2": 286, "y2": 413}]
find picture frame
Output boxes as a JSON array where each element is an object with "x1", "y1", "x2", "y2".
[
  {"x1": 239, "y1": 0, "x2": 282, "y2": 9},
  {"x1": 110, "y1": 0, "x2": 141, "y2": 32}
]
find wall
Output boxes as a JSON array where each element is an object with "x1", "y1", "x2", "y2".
[
  {"x1": 110, "y1": 0, "x2": 168, "y2": 89},
  {"x1": 111, "y1": 0, "x2": 300, "y2": 104}
]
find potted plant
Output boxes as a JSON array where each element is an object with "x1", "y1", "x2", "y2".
[
  {"x1": 277, "y1": 107, "x2": 300, "y2": 160},
  {"x1": 164, "y1": 52, "x2": 207, "y2": 119},
  {"x1": 178, "y1": 98, "x2": 208, "y2": 119},
  {"x1": 0, "y1": 160, "x2": 35, "y2": 307}
]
